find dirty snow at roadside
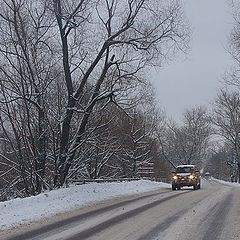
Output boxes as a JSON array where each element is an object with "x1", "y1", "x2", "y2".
[{"x1": 0, "y1": 180, "x2": 170, "y2": 230}]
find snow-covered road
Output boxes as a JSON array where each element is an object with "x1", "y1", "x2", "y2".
[{"x1": 1, "y1": 179, "x2": 240, "y2": 240}]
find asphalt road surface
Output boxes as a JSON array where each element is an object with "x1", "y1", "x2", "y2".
[{"x1": 2, "y1": 179, "x2": 240, "y2": 240}]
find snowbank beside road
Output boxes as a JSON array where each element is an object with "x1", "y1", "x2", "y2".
[
  {"x1": 0, "y1": 180, "x2": 170, "y2": 230},
  {"x1": 212, "y1": 178, "x2": 240, "y2": 187}
]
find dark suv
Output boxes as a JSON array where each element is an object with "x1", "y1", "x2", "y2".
[{"x1": 172, "y1": 165, "x2": 201, "y2": 190}]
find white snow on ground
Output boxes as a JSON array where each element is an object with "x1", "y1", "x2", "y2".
[
  {"x1": 212, "y1": 177, "x2": 240, "y2": 187},
  {"x1": 0, "y1": 180, "x2": 170, "y2": 230}
]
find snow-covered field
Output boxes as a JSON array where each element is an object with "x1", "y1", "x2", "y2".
[{"x1": 0, "y1": 180, "x2": 170, "y2": 230}]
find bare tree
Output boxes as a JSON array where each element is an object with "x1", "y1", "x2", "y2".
[
  {"x1": 211, "y1": 1, "x2": 240, "y2": 182},
  {"x1": 65, "y1": 92, "x2": 165, "y2": 181},
  {"x1": 157, "y1": 106, "x2": 211, "y2": 168},
  {"x1": 212, "y1": 89, "x2": 240, "y2": 182},
  {"x1": 180, "y1": 107, "x2": 211, "y2": 165},
  {"x1": 0, "y1": 0, "x2": 190, "y2": 195},
  {"x1": 52, "y1": 0, "x2": 190, "y2": 186},
  {"x1": 224, "y1": 0, "x2": 240, "y2": 87},
  {"x1": 67, "y1": 105, "x2": 122, "y2": 180},
  {"x1": 0, "y1": 0, "x2": 59, "y2": 194}
]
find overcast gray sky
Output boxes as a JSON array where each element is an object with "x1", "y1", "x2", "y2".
[{"x1": 151, "y1": 0, "x2": 234, "y2": 122}]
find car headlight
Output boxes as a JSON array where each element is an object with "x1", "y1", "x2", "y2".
[
  {"x1": 189, "y1": 175, "x2": 194, "y2": 179},
  {"x1": 173, "y1": 175, "x2": 178, "y2": 180}
]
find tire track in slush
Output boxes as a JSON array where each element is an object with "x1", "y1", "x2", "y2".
[
  {"x1": 155, "y1": 186, "x2": 233, "y2": 240},
  {"x1": 66, "y1": 192, "x2": 187, "y2": 240},
  {"x1": 202, "y1": 192, "x2": 233, "y2": 240},
  {"x1": 136, "y1": 196, "x2": 208, "y2": 240}
]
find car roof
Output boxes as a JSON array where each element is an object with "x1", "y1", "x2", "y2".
[{"x1": 176, "y1": 165, "x2": 195, "y2": 168}]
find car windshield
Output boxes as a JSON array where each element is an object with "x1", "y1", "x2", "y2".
[{"x1": 176, "y1": 167, "x2": 194, "y2": 173}]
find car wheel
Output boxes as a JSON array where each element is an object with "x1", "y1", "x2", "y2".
[
  {"x1": 193, "y1": 185, "x2": 197, "y2": 190},
  {"x1": 177, "y1": 186, "x2": 181, "y2": 190},
  {"x1": 172, "y1": 185, "x2": 176, "y2": 191}
]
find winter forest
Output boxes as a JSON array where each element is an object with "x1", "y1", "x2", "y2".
[{"x1": 0, "y1": 0, "x2": 240, "y2": 201}]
